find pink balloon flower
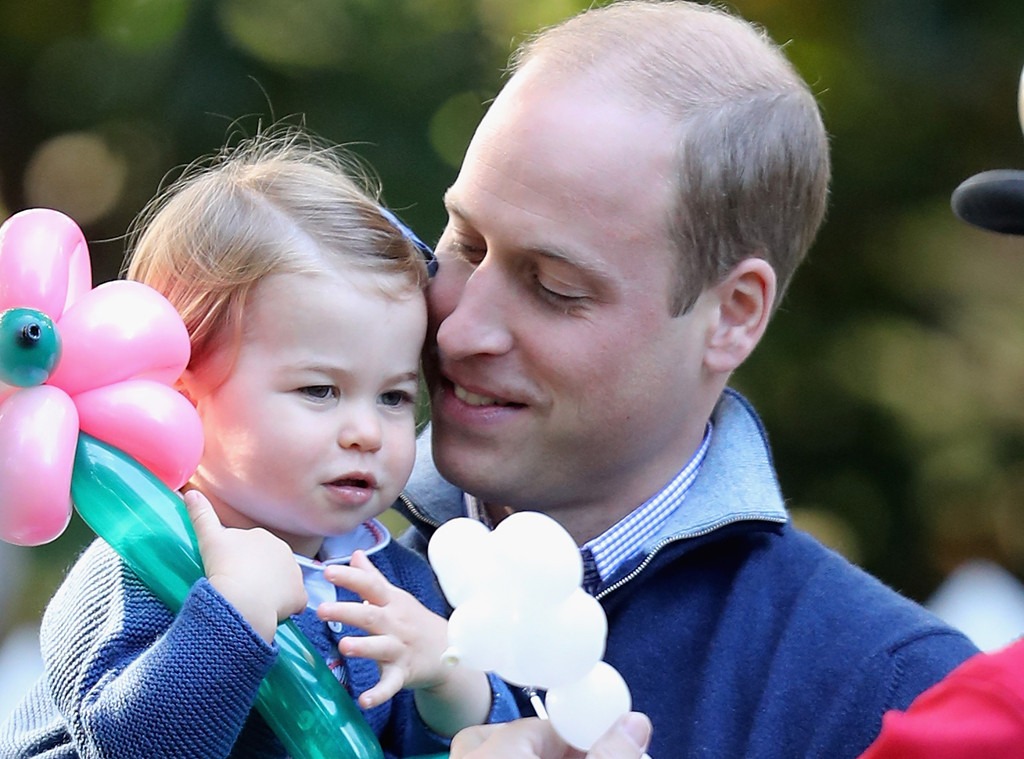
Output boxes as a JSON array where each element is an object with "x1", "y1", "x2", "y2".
[{"x1": 0, "y1": 208, "x2": 203, "y2": 546}]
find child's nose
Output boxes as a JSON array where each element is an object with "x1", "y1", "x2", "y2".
[{"x1": 337, "y1": 405, "x2": 382, "y2": 452}]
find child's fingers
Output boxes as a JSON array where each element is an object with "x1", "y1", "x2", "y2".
[
  {"x1": 324, "y1": 552, "x2": 394, "y2": 606},
  {"x1": 349, "y1": 549, "x2": 376, "y2": 571},
  {"x1": 183, "y1": 489, "x2": 222, "y2": 544},
  {"x1": 316, "y1": 599, "x2": 347, "y2": 624},
  {"x1": 358, "y1": 667, "x2": 404, "y2": 709},
  {"x1": 318, "y1": 599, "x2": 382, "y2": 633},
  {"x1": 338, "y1": 633, "x2": 402, "y2": 663}
]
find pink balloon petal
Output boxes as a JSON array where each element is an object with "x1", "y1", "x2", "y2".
[
  {"x1": 48, "y1": 280, "x2": 191, "y2": 397},
  {"x1": 0, "y1": 386, "x2": 78, "y2": 546},
  {"x1": 0, "y1": 209, "x2": 92, "y2": 317},
  {"x1": 76, "y1": 380, "x2": 203, "y2": 491},
  {"x1": 0, "y1": 381, "x2": 17, "y2": 406}
]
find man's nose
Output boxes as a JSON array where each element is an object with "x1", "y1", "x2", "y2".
[{"x1": 433, "y1": 259, "x2": 514, "y2": 360}]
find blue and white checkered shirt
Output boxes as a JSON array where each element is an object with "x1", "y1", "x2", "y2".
[{"x1": 581, "y1": 422, "x2": 712, "y2": 589}]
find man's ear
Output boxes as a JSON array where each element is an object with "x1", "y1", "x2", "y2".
[{"x1": 704, "y1": 257, "x2": 776, "y2": 374}]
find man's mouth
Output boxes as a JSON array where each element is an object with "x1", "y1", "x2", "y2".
[{"x1": 453, "y1": 384, "x2": 517, "y2": 407}]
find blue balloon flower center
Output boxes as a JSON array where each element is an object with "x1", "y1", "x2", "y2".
[{"x1": 0, "y1": 307, "x2": 62, "y2": 387}]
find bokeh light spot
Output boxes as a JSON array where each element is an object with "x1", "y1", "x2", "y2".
[
  {"x1": 429, "y1": 91, "x2": 488, "y2": 169},
  {"x1": 218, "y1": 0, "x2": 352, "y2": 70},
  {"x1": 92, "y1": 0, "x2": 192, "y2": 52},
  {"x1": 25, "y1": 132, "x2": 127, "y2": 225}
]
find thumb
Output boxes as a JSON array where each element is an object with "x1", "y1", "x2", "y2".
[
  {"x1": 586, "y1": 712, "x2": 652, "y2": 759},
  {"x1": 183, "y1": 489, "x2": 222, "y2": 545}
]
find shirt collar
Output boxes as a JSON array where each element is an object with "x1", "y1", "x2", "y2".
[
  {"x1": 583, "y1": 421, "x2": 712, "y2": 583},
  {"x1": 294, "y1": 518, "x2": 391, "y2": 609}
]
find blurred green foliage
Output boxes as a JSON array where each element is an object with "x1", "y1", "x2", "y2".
[{"x1": 2, "y1": 0, "x2": 1024, "y2": 628}]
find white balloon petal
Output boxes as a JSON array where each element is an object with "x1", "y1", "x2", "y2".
[
  {"x1": 491, "y1": 511, "x2": 582, "y2": 604},
  {"x1": 444, "y1": 594, "x2": 515, "y2": 674},
  {"x1": 428, "y1": 517, "x2": 496, "y2": 607},
  {"x1": 496, "y1": 589, "x2": 607, "y2": 689},
  {"x1": 546, "y1": 661, "x2": 632, "y2": 751}
]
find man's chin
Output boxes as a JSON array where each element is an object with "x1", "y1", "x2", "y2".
[{"x1": 433, "y1": 432, "x2": 513, "y2": 490}]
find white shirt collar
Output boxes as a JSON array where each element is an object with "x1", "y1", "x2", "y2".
[{"x1": 294, "y1": 519, "x2": 391, "y2": 609}]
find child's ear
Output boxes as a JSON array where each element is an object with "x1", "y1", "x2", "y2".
[
  {"x1": 176, "y1": 343, "x2": 233, "y2": 406},
  {"x1": 175, "y1": 370, "x2": 199, "y2": 408},
  {"x1": 703, "y1": 257, "x2": 776, "y2": 374}
]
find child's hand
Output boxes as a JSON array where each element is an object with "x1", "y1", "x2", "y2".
[
  {"x1": 184, "y1": 489, "x2": 307, "y2": 643},
  {"x1": 317, "y1": 550, "x2": 450, "y2": 709}
]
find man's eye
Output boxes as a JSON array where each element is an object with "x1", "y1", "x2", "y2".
[
  {"x1": 539, "y1": 283, "x2": 580, "y2": 301},
  {"x1": 535, "y1": 276, "x2": 590, "y2": 311},
  {"x1": 444, "y1": 240, "x2": 486, "y2": 265},
  {"x1": 302, "y1": 385, "x2": 336, "y2": 400}
]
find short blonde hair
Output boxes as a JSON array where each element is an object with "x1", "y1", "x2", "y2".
[
  {"x1": 512, "y1": 0, "x2": 830, "y2": 315},
  {"x1": 124, "y1": 128, "x2": 428, "y2": 371}
]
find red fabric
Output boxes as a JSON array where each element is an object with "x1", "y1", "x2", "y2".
[{"x1": 859, "y1": 638, "x2": 1024, "y2": 758}]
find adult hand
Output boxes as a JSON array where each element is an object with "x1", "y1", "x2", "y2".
[{"x1": 449, "y1": 712, "x2": 652, "y2": 759}]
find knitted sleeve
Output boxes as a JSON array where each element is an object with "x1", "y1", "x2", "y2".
[{"x1": 26, "y1": 539, "x2": 279, "y2": 759}]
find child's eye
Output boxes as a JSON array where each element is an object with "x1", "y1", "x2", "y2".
[
  {"x1": 302, "y1": 385, "x2": 337, "y2": 400},
  {"x1": 380, "y1": 390, "x2": 414, "y2": 408}
]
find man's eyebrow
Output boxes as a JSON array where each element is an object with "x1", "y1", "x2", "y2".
[
  {"x1": 442, "y1": 190, "x2": 612, "y2": 281},
  {"x1": 441, "y1": 189, "x2": 464, "y2": 217},
  {"x1": 528, "y1": 246, "x2": 612, "y2": 282}
]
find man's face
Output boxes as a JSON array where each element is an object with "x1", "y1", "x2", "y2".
[{"x1": 425, "y1": 68, "x2": 722, "y2": 539}]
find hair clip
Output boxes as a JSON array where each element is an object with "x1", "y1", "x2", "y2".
[{"x1": 380, "y1": 207, "x2": 438, "y2": 276}]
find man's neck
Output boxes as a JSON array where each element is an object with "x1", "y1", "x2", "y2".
[
  {"x1": 482, "y1": 501, "x2": 613, "y2": 546},
  {"x1": 482, "y1": 501, "x2": 515, "y2": 528},
  {"x1": 477, "y1": 416, "x2": 716, "y2": 546}
]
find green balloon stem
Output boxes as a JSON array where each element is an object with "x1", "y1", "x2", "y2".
[{"x1": 71, "y1": 433, "x2": 384, "y2": 759}]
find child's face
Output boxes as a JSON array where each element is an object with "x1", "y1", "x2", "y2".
[{"x1": 184, "y1": 269, "x2": 427, "y2": 557}]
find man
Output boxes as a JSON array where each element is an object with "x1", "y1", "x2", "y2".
[{"x1": 400, "y1": 1, "x2": 979, "y2": 757}]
